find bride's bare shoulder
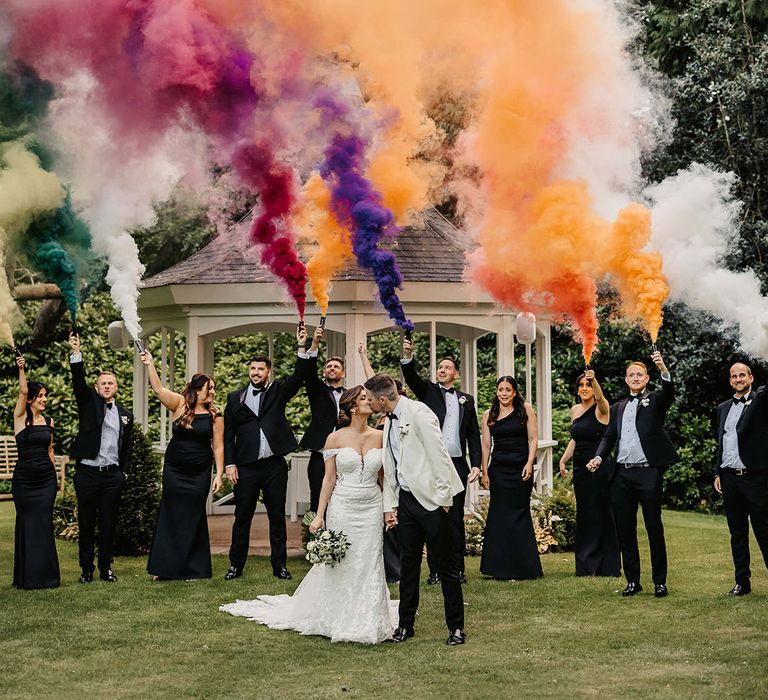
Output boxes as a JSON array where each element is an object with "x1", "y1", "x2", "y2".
[{"x1": 367, "y1": 427, "x2": 384, "y2": 446}]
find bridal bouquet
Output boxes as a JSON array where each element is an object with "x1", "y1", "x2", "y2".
[{"x1": 302, "y1": 511, "x2": 351, "y2": 567}]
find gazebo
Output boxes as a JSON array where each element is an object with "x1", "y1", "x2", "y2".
[{"x1": 130, "y1": 207, "x2": 556, "y2": 515}]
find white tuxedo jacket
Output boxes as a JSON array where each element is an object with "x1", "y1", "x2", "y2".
[{"x1": 381, "y1": 396, "x2": 464, "y2": 512}]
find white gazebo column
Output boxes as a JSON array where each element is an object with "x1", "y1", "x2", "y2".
[
  {"x1": 460, "y1": 327, "x2": 478, "y2": 398},
  {"x1": 535, "y1": 321, "x2": 554, "y2": 494},
  {"x1": 326, "y1": 328, "x2": 346, "y2": 363},
  {"x1": 185, "y1": 316, "x2": 203, "y2": 379},
  {"x1": 496, "y1": 314, "x2": 515, "y2": 376},
  {"x1": 429, "y1": 320, "x2": 437, "y2": 378},
  {"x1": 344, "y1": 313, "x2": 368, "y2": 385}
]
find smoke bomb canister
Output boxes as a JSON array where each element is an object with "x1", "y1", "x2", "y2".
[{"x1": 134, "y1": 339, "x2": 146, "y2": 354}]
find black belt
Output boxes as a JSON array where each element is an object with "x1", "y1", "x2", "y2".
[
  {"x1": 79, "y1": 463, "x2": 120, "y2": 472},
  {"x1": 723, "y1": 467, "x2": 747, "y2": 476},
  {"x1": 620, "y1": 462, "x2": 650, "y2": 469}
]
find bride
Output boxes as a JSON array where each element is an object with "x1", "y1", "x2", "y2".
[{"x1": 220, "y1": 385, "x2": 397, "y2": 644}]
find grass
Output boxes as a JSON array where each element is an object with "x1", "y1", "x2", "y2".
[{"x1": 1, "y1": 503, "x2": 767, "y2": 699}]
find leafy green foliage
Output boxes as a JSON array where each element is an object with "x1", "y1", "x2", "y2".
[{"x1": 114, "y1": 427, "x2": 163, "y2": 555}]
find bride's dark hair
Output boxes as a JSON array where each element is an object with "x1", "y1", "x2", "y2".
[{"x1": 337, "y1": 385, "x2": 364, "y2": 428}]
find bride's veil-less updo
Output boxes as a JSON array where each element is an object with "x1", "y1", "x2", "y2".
[{"x1": 336, "y1": 385, "x2": 364, "y2": 428}]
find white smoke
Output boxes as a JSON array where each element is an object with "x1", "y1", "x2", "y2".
[
  {"x1": 43, "y1": 72, "x2": 205, "y2": 339},
  {"x1": 645, "y1": 163, "x2": 768, "y2": 358}
]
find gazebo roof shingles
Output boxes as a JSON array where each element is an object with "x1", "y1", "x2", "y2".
[{"x1": 142, "y1": 206, "x2": 470, "y2": 288}]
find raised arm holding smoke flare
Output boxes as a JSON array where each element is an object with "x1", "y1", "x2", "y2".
[
  {"x1": 299, "y1": 324, "x2": 348, "y2": 512},
  {"x1": 67, "y1": 331, "x2": 134, "y2": 585},
  {"x1": 585, "y1": 351, "x2": 677, "y2": 598},
  {"x1": 222, "y1": 324, "x2": 310, "y2": 583},
  {"x1": 400, "y1": 335, "x2": 481, "y2": 585},
  {"x1": 139, "y1": 349, "x2": 224, "y2": 581}
]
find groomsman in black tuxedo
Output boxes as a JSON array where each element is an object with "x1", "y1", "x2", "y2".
[
  {"x1": 400, "y1": 337, "x2": 481, "y2": 584},
  {"x1": 299, "y1": 326, "x2": 345, "y2": 512},
  {"x1": 68, "y1": 333, "x2": 134, "y2": 584},
  {"x1": 713, "y1": 362, "x2": 768, "y2": 596},
  {"x1": 587, "y1": 351, "x2": 678, "y2": 598},
  {"x1": 223, "y1": 328, "x2": 309, "y2": 581}
]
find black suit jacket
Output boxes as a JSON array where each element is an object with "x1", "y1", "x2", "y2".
[
  {"x1": 224, "y1": 355, "x2": 307, "y2": 466},
  {"x1": 714, "y1": 386, "x2": 768, "y2": 475},
  {"x1": 400, "y1": 358, "x2": 482, "y2": 472},
  {"x1": 299, "y1": 355, "x2": 343, "y2": 452},
  {"x1": 596, "y1": 377, "x2": 678, "y2": 476},
  {"x1": 69, "y1": 360, "x2": 134, "y2": 472}
]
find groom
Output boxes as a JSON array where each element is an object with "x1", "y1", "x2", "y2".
[{"x1": 364, "y1": 373, "x2": 466, "y2": 646}]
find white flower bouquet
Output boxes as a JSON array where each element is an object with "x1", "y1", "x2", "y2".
[{"x1": 302, "y1": 511, "x2": 351, "y2": 567}]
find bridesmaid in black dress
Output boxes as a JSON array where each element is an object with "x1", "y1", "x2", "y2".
[
  {"x1": 559, "y1": 369, "x2": 620, "y2": 576},
  {"x1": 480, "y1": 375, "x2": 542, "y2": 580},
  {"x1": 141, "y1": 351, "x2": 224, "y2": 580},
  {"x1": 11, "y1": 354, "x2": 60, "y2": 589}
]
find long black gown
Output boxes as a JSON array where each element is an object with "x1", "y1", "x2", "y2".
[
  {"x1": 571, "y1": 404, "x2": 620, "y2": 576},
  {"x1": 12, "y1": 420, "x2": 60, "y2": 589},
  {"x1": 480, "y1": 412, "x2": 543, "y2": 580},
  {"x1": 147, "y1": 414, "x2": 215, "y2": 580}
]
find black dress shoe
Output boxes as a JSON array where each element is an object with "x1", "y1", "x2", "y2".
[
  {"x1": 654, "y1": 584, "x2": 668, "y2": 598},
  {"x1": 392, "y1": 627, "x2": 414, "y2": 643},
  {"x1": 728, "y1": 583, "x2": 751, "y2": 596},
  {"x1": 100, "y1": 570, "x2": 118, "y2": 583},
  {"x1": 459, "y1": 571, "x2": 468, "y2": 584},
  {"x1": 426, "y1": 572, "x2": 440, "y2": 585},
  {"x1": 446, "y1": 629, "x2": 466, "y2": 646},
  {"x1": 224, "y1": 566, "x2": 242, "y2": 581},
  {"x1": 621, "y1": 582, "x2": 643, "y2": 597},
  {"x1": 273, "y1": 567, "x2": 292, "y2": 580},
  {"x1": 79, "y1": 572, "x2": 93, "y2": 584}
]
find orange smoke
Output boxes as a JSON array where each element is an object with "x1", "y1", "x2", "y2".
[
  {"x1": 605, "y1": 204, "x2": 668, "y2": 342},
  {"x1": 295, "y1": 174, "x2": 353, "y2": 315}
]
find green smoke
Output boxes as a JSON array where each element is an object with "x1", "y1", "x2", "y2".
[{"x1": 0, "y1": 61, "x2": 93, "y2": 320}]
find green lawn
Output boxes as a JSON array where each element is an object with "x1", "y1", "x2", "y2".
[{"x1": 1, "y1": 503, "x2": 766, "y2": 699}]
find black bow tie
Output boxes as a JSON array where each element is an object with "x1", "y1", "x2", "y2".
[
  {"x1": 733, "y1": 396, "x2": 747, "y2": 405},
  {"x1": 328, "y1": 386, "x2": 343, "y2": 394},
  {"x1": 252, "y1": 387, "x2": 265, "y2": 396},
  {"x1": 628, "y1": 395, "x2": 639, "y2": 402},
  {"x1": 105, "y1": 402, "x2": 113, "y2": 410},
  {"x1": 441, "y1": 387, "x2": 456, "y2": 395}
]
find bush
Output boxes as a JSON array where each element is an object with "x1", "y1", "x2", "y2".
[
  {"x1": 114, "y1": 427, "x2": 163, "y2": 556},
  {"x1": 533, "y1": 479, "x2": 577, "y2": 552},
  {"x1": 52, "y1": 486, "x2": 79, "y2": 540}
]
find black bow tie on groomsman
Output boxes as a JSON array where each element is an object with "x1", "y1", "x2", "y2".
[
  {"x1": 252, "y1": 387, "x2": 265, "y2": 396},
  {"x1": 733, "y1": 395, "x2": 748, "y2": 405},
  {"x1": 628, "y1": 395, "x2": 640, "y2": 402},
  {"x1": 328, "y1": 386, "x2": 343, "y2": 394},
  {"x1": 441, "y1": 386, "x2": 456, "y2": 395},
  {"x1": 105, "y1": 402, "x2": 114, "y2": 410}
]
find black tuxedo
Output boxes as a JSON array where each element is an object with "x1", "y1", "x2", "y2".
[
  {"x1": 596, "y1": 377, "x2": 677, "y2": 586},
  {"x1": 401, "y1": 358, "x2": 482, "y2": 576},
  {"x1": 299, "y1": 355, "x2": 343, "y2": 511},
  {"x1": 70, "y1": 360, "x2": 133, "y2": 470},
  {"x1": 69, "y1": 358, "x2": 134, "y2": 576},
  {"x1": 714, "y1": 388, "x2": 768, "y2": 586},
  {"x1": 224, "y1": 355, "x2": 306, "y2": 573},
  {"x1": 596, "y1": 378, "x2": 678, "y2": 473}
]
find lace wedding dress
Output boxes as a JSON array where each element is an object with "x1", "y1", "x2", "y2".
[{"x1": 220, "y1": 447, "x2": 397, "y2": 644}]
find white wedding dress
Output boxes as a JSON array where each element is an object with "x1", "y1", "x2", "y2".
[{"x1": 220, "y1": 447, "x2": 397, "y2": 644}]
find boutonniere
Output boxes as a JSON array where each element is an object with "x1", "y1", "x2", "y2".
[
  {"x1": 399, "y1": 424, "x2": 411, "y2": 438},
  {"x1": 745, "y1": 399, "x2": 753, "y2": 407},
  {"x1": 121, "y1": 415, "x2": 129, "y2": 425},
  {"x1": 458, "y1": 396, "x2": 467, "y2": 405},
  {"x1": 640, "y1": 398, "x2": 650, "y2": 408}
]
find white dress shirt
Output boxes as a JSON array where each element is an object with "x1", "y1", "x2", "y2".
[
  {"x1": 441, "y1": 388, "x2": 463, "y2": 458},
  {"x1": 721, "y1": 394, "x2": 748, "y2": 470},
  {"x1": 245, "y1": 385, "x2": 274, "y2": 460}
]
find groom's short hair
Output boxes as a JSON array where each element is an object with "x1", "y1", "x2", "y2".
[{"x1": 364, "y1": 373, "x2": 398, "y2": 401}]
